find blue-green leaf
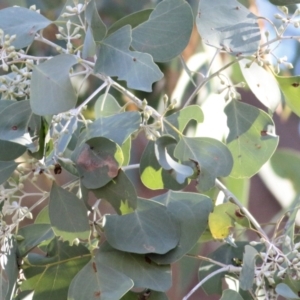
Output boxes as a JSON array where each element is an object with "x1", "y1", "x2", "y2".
[
  {"x1": 95, "y1": 25, "x2": 163, "y2": 92},
  {"x1": 0, "y1": 7, "x2": 51, "y2": 49},
  {"x1": 30, "y1": 54, "x2": 78, "y2": 115},
  {"x1": 196, "y1": 0, "x2": 261, "y2": 55},
  {"x1": 131, "y1": 0, "x2": 193, "y2": 62}
]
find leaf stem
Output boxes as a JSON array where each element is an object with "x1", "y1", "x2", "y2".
[
  {"x1": 122, "y1": 164, "x2": 140, "y2": 171},
  {"x1": 215, "y1": 179, "x2": 269, "y2": 241},
  {"x1": 182, "y1": 265, "x2": 241, "y2": 300},
  {"x1": 183, "y1": 57, "x2": 243, "y2": 108},
  {"x1": 185, "y1": 253, "x2": 227, "y2": 267}
]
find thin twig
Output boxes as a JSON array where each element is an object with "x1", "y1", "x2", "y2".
[
  {"x1": 215, "y1": 179, "x2": 269, "y2": 241},
  {"x1": 182, "y1": 265, "x2": 241, "y2": 300}
]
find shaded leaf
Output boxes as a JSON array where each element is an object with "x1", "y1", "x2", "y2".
[
  {"x1": 239, "y1": 246, "x2": 258, "y2": 291},
  {"x1": 225, "y1": 100, "x2": 279, "y2": 178},
  {"x1": 154, "y1": 135, "x2": 194, "y2": 184},
  {"x1": 121, "y1": 290, "x2": 168, "y2": 300},
  {"x1": 95, "y1": 25, "x2": 163, "y2": 92},
  {"x1": 196, "y1": 0, "x2": 261, "y2": 55},
  {"x1": 49, "y1": 183, "x2": 90, "y2": 244},
  {"x1": 83, "y1": 111, "x2": 141, "y2": 146},
  {"x1": 72, "y1": 137, "x2": 123, "y2": 189},
  {"x1": 30, "y1": 54, "x2": 77, "y2": 115},
  {"x1": 0, "y1": 161, "x2": 18, "y2": 185},
  {"x1": 17, "y1": 224, "x2": 54, "y2": 257},
  {"x1": 0, "y1": 7, "x2": 51, "y2": 49},
  {"x1": 97, "y1": 242, "x2": 172, "y2": 291},
  {"x1": 68, "y1": 258, "x2": 133, "y2": 300},
  {"x1": 108, "y1": 9, "x2": 153, "y2": 35},
  {"x1": 140, "y1": 141, "x2": 188, "y2": 190},
  {"x1": 0, "y1": 140, "x2": 26, "y2": 161},
  {"x1": 275, "y1": 283, "x2": 300, "y2": 299},
  {"x1": 21, "y1": 239, "x2": 91, "y2": 300},
  {"x1": 199, "y1": 242, "x2": 262, "y2": 295},
  {"x1": 149, "y1": 191, "x2": 213, "y2": 264},
  {"x1": 276, "y1": 74, "x2": 300, "y2": 117},
  {"x1": 94, "y1": 94, "x2": 121, "y2": 118},
  {"x1": 220, "y1": 289, "x2": 244, "y2": 300},
  {"x1": 131, "y1": 0, "x2": 193, "y2": 62},
  {"x1": 0, "y1": 100, "x2": 33, "y2": 147},
  {"x1": 91, "y1": 169, "x2": 137, "y2": 214},
  {"x1": 164, "y1": 105, "x2": 204, "y2": 141},
  {"x1": 174, "y1": 137, "x2": 233, "y2": 191},
  {"x1": 269, "y1": 0, "x2": 300, "y2": 4},
  {"x1": 239, "y1": 59, "x2": 281, "y2": 112},
  {"x1": 104, "y1": 198, "x2": 180, "y2": 254}
]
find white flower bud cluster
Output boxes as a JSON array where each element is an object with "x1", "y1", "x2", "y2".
[
  {"x1": 251, "y1": 235, "x2": 300, "y2": 298},
  {"x1": 0, "y1": 29, "x2": 18, "y2": 72}
]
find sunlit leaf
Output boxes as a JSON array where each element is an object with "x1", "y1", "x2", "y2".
[
  {"x1": 68, "y1": 258, "x2": 133, "y2": 300},
  {"x1": 174, "y1": 137, "x2": 233, "y2": 191},
  {"x1": 94, "y1": 94, "x2": 121, "y2": 118},
  {"x1": 276, "y1": 74, "x2": 300, "y2": 117},
  {"x1": 97, "y1": 242, "x2": 172, "y2": 292},
  {"x1": 49, "y1": 183, "x2": 90, "y2": 244},
  {"x1": 95, "y1": 25, "x2": 163, "y2": 92},
  {"x1": 72, "y1": 137, "x2": 124, "y2": 189},
  {"x1": 91, "y1": 169, "x2": 137, "y2": 214},
  {"x1": 163, "y1": 105, "x2": 204, "y2": 141},
  {"x1": 140, "y1": 141, "x2": 189, "y2": 190},
  {"x1": 239, "y1": 59, "x2": 281, "y2": 112},
  {"x1": 154, "y1": 135, "x2": 194, "y2": 184},
  {"x1": 0, "y1": 7, "x2": 51, "y2": 49},
  {"x1": 104, "y1": 198, "x2": 180, "y2": 254},
  {"x1": 196, "y1": 0, "x2": 261, "y2": 55},
  {"x1": 131, "y1": 0, "x2": 193, "y2": 62},
  {"x1": 225, "y1": 100, "x2": 279, "y2": 178},
  {"x1": 30, "y1": 54, "x2": 78, "y2": 115}
]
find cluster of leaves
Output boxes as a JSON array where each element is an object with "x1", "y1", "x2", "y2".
[{"x1": 0, "y1": 0, "x2": 300, "y2": 299}]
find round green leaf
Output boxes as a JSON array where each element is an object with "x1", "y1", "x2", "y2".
[
  {"x1": 140, "y1": 141, "x2": 188, "y2": 190},
  {"x1": 95, "y1": 25, "x2": 163, "y2": 92},
  {"x1": 49, "y1": 183, "x2": 90, "y2": 244},
  {"x1": 94, "y1": 94, "x2": 121, "y2": 118},
  {"x1": 104, "y1": 198, "x2": 180, "y2": 254},
  {"x1": 131, "y1": 0, "x2": 194, "y2": 62},
  {"x1": 275, "y1": 283, "x2": 300, "y2": 299},
  {"x1": 30, "y1": 54, "x2": 78, "y2": 115},
  {"x1": 196, "y1": 0, "x2": 261, "y2": 55},
  {"x1": 0, "y1": 140, "x2": 26, "y2": 161},
  {"x1": 225, "y1": 100, "x2": 279, "y2": 178},
  {"x1": 276, "y1": 75, "x2": 300, "y2": 117},
  {"x1": 174, "y1": 137, "x2": 233, "y2": 191},
  {"x1": 97, "y1": 242, "x2": 172, "y2": 292},
  {"x1": 239, "y1": 59, "x2": 281, "y2": 112},
  {"x1": 72, "y1": 137, "x2": 124, "y2": 189},
  {"x1": 0, "y1": 7, "x2": 51, "y2": 49},
  {"x1": 68, "y1": 259, "x2": 133, "y2": 300},
  {"x1": 91, "y1": 169, "x2": 137, "y2": 214},
  {"x1": 149, "y1": 191, "x2": 213, "y2": 264}
]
